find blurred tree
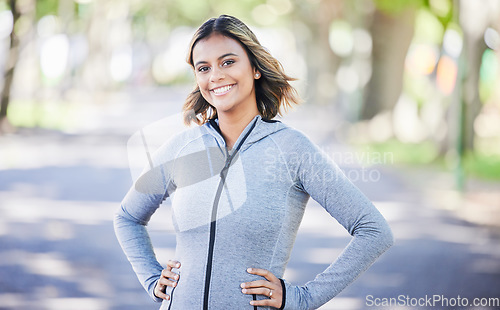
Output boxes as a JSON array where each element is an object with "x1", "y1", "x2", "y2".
[
  {"x1": 452, "y1": 0, "x2": 499, "y2": 189},
  {"x1": 0, "y1": 0, "x2": 21, "y2": 134},
  {"x1": 458, "y1": 0, "x2": 496, "y2": 152},
  {"x1": 0, "y1": 0, "x2": 58, "y2": 133},
  {"x1": 290, "y1": 0, "x2": 342, "y2": 107},
  {"x1": 361, "y1": 0, "x2": 424, "y2": 120}
]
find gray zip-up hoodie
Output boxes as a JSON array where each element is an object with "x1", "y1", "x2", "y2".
[{"x1": 114, "y1": 114, "x2": 394, "y2": 310}]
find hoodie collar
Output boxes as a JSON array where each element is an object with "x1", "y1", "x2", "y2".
[{"x1": 205, "y1": 115, "x2": 286, "y2": 153}]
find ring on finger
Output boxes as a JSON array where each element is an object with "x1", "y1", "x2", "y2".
[{"x1": 268, "y1": 289, "x2": 273, "y2": 298}]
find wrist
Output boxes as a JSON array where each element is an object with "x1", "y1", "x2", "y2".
[{"x1": 278, "y1": 278, "x2": 286, "y2": 310}]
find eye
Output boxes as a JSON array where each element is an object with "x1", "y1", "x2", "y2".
[
  {"x1": 197, "y1": 66, "x2": 210, "y2": 73},
  {"x1": 222, "y1": 59, "x2": 235, "y2": 66}
]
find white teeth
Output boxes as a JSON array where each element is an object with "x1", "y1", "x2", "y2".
[{"x1": 212, "y1": 85, "x2": 233, "y2": 94}]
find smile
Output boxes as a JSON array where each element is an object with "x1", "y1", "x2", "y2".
[{"x1": 211, "y1": 84, "x2": 235, "y2": 96}]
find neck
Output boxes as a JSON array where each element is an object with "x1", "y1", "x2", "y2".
[{"x1": 217, "y1": 108, "x2": 259, "y2": 150}]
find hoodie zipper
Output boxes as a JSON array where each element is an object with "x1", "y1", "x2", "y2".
[{"x1": 203, "y1": 118, "x2": 258, "y2": 310}]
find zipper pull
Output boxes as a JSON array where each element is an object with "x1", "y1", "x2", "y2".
[{"x1": 220, "y1": 158, "x2": 231, "y2": 178}]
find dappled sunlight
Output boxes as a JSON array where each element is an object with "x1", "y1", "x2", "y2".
[
  {"x1": 320, "y1": 297, "x2": 364, "y2": 310},
  {"x1": 374, "y1": 201, "x2": 411, "y2": 222},
  {"x1": 0, "y1": 133, "x2": 131, "y2": 170},
  {"x1": 0, "y1": 293, "x2": 24, "y2": 309},
  {"x1": 282, "y1": 266, "x2": 299, "y2": 283},
  {"x1": 77, "y1": 273, "x2": 114, "y2": 297},
  {"x1": 0, "y1": 193, "x2": 139, "y2": 309},
  {"x1": 389, "y1": 222, "x2": 431, "y2": 241},
  {"x1": 427, "y1": 221, "x2": 489, "y2": 245},
  {"x1": 44, "y1": 220, "x2": 75, "y2": 240},
  {"x1": 360, "y1": 272, "x2": 406, "y2": 288},
  {"x1": 43, "y1": 298, "x2": 110, "y2": 310},
  {"x1": 0, "y1": 196, "x2": 117, "y2": 225},
  {"x1": 0, "y1": 10, "x2": 13, "y2": 40},
  {"x1": 0, "y1": 249, "x2": 114, "y2": 308},
  {"x1": 471, "y1": 258, "x2": 500, "y2": 275},
  {"x1": 305, "y1": 247, "x2": 345, "y2": 264},
  {"x1": 40, "y1": 34, "x2": 70, "y2": 81},
  {"x1": 405, "y1": 43, "x2": 439, "y2": 76},
  {"x1": 474, "y1": 109, "x2": 500, "y2": 140},
  {"x1": 376, "y1": 198, "x2": 492, "y2": 245},
  {"x1": 0, "y1": 249, "x2": 31, "y2": 266},
  {"x1": 0, "y1": 218, "x2": 7, "y2": 236},
  {"x1": 393, "y1": 94, "x2": 428, "y2": 143},
  {"x1": 110, "y1": 45, "x2": 133, "y2": 83},
  {"x1": 151, "y1": 27, "x2": 193, "y2": 84},
  {"x1": 25, "y1": 252, "x2": 75, "y2": 278}
]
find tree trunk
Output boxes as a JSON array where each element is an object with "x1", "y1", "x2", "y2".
[
  {"x1": 361, "y1": 7, "x2": 415, "y2": 120},
  {"x1": 461, "y1": 35, "x2": 486, "y2": 151},
  {"x1": 291, "y1": 0, "x2": 342, "y2": 107},
  {"x1": 0, "y1": 0, "x2": 20, "y2": 134},
  {"x1": 458, "y1": 0, "x2": 496, "y2": 152}
]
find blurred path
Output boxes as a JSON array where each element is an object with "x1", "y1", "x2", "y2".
[{"x1": 0, "y1": 87, "x2": 499, "y2": 310}]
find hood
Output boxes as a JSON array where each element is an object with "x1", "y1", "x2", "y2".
[{"x1": 204, "y1": 115, "x2": 288, "y2": 153}]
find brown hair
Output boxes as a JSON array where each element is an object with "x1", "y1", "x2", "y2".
[{"x1": 183, "y1": 15, "x2": 300, "y2": 125}]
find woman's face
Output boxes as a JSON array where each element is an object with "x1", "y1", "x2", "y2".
[{"x1": 192, "y1": 33, "x2": 260, "y2": 118}]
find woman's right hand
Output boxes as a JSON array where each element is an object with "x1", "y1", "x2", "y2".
[{"x1": 154, "y1": 260, "x2": 181, "y2": 300}]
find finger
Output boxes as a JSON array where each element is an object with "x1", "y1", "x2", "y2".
[
  {"x1": 158, "y1": 277, "x2": 178, "y2": 288},
  {"x1": 161, "y1": 269, "x2": 180, "y2": 281},
  {"x1": 166, "y1": 260, "x2": 181, "y2": 269},
  {"x1": 250, "y1": 298, "x2": 278, "y2": 307},
  {"x1": 167, "y1": 260, "x2": 180, "y2": 266},
  {"x1": 154, "y1": 290, "x2": 170, "y2": 301},
  {"x1": 241, "y1": 287, "x2": 274, "y2": 297},
  {"x1": 154, "y1": 281, "x2": 168, "y2": 300},
  {"x1": 247, "y1": 268, "x2": 278, "y2": 282},
  {"x1": 241, "y1": 279, "x2": 273, "y2": 289}
]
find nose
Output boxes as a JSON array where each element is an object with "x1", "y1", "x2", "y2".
[{"x1": 209, "y1": 66, "x2": 225, "y2": 82}]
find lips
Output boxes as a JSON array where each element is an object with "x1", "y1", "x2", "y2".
[{"x1": 211, "y1": 84, "x2": 235, "y2": 96}]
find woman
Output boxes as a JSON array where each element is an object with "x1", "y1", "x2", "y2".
[{"x1": 114, "y1": 15, "x2": 393, "y2": 310}]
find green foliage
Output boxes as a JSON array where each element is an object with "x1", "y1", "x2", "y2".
[
  {"x1": 464, "y1": 152, "x2": 500, "y2": 181},
  {"x1": 364, "y1": 140, "x2": 500, "y2": 181},
  {"x1": 479, "y1": 49, "x2": 499, "y2": 102},
  {"x1": 76, "y1": 2, "x2": 92, "y2": 19},
  {"x1": 427, "y1": 0, "x2": 453, "y2": 26},
  {"x1": 0, "y1": 2, "x2": 9, "y2": 11},
  {"x1": 364, "y1": 139, "x2": 439, "y2": 165},
  {"x1": 414, "y1": 8, "x2": 444, "y2": 44},
  {"x1": 374, "y1": 0, "x2": 452, "y2": 27},
  {"x1": 175, "y1": 0, "x2": 211, "y2": 23},
  {"x1": 7, "y1": 99, "x2": 77, "y2": 130},
  {"x1": 129, "y1": 0, "x2": 266, "y2": 29},
  {"x1": 373, "y1": 0, "x2": 425, "y2": 14},
  {"x1": 36, "y1": 0, "x2": 59, "y2": 19}
]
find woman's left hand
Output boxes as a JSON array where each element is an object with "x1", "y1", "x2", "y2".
[{"x1": 241, "y1": 268, "x2": 283, "y2": 308}]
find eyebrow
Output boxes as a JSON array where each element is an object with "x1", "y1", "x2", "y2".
[{"x1": 194, "y1": 53, "x2": 239, "y2": 68}]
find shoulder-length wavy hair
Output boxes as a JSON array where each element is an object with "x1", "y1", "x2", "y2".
[{"x1": 183, "y1": 14, "x2": 300, "y2": 125}]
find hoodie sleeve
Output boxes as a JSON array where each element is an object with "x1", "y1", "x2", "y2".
[
  {"x1": 281, "y1": 130, "x2": 394, "y2": 310},
  {"x1": 113, "y1": 143, "x2": 176, "y2": 303}
]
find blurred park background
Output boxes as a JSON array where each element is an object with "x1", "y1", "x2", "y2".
[{"x1": 1, "y1": 0, "x2": 500, "y2": 309}]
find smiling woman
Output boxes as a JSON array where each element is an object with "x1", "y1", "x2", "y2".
[
  {"x1": 191, "y1": 33, "x2": 261, "y2": 143},
  {"x1": 114, "y1": 14, "x2": 394, "y2": 310},
  {"x1": 183, "y1": 15, "x2": 299, "y2": 138}
]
